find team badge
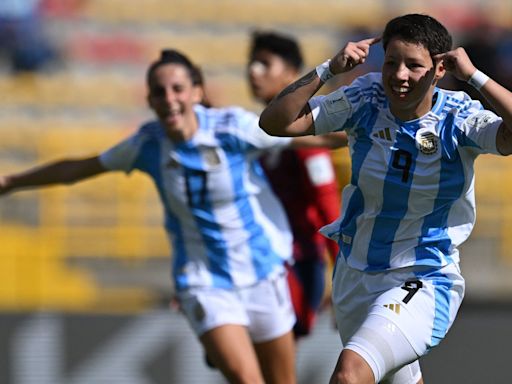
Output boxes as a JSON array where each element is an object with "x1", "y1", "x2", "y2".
[
  {"x1": 416, "y1": 129, "x2": 439, "y2": 155},
  {"x1": 202, "y1": 148, "x2": 221, "y2": 167}
]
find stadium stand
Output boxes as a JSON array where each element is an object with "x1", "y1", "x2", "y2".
[{"x1": 79, "y1": 0, "x2": 387, "y2": 27}]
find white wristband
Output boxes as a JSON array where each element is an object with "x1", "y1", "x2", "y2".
[
  {"x1": 316, "y1": 60, "x2": 334, "y2": 83},
  {"x1": 467, "y1": 70, "x2": 489, "y2": 90}
]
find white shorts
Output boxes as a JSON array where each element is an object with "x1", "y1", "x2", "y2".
[
  {"x1": 177, "y1": 272, "x2": 296, "y2": 343},
  {"x1": 332, "y1": 258, "x2": 465, "y2": 383}
]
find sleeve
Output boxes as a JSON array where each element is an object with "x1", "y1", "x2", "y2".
[
  {"x1": 310, "y1": 72, "x2": 384, "y2": 136},
  {"x1": 459, "y1": 101, "x2": 503, "y2": 155},
  {"x1": 233, "y1": 107, "x2": 293, "y2": 150},
  {"x1": 98, "y1": 131, "x2": 143, "y2": 173}
]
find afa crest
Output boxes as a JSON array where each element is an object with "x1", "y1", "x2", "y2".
[
  {"x1": 416, "y1": 130, "x2": 438, "y2": 155},
  {"x1": 202, "y1": 148, "x2": 221, "y2": 167}
]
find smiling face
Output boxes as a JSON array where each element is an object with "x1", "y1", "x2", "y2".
[
  {"x1": 147, "y1": 63, "x2": 202, "y2": 141},
  {"x1": 247, "y1": 49, "x2": 299, "y2": 105},
  {"x1": 382, "y1": 37, "x2": 445, "y2": 121}
]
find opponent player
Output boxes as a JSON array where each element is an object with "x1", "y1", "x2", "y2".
[
  {"x1": 248, "y1": 30, "x2": 342, "y2": 337},
  {"x1": 260, "y1": 13, "x2": 512, "y2": 384},
  {"x1": 0, "y1": 49, "x2": 345, "y2": 384}
]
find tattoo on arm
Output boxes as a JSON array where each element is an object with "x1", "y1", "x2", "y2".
[{"x1": 275, "y1": 70, "x2": 318, "y2": 100}]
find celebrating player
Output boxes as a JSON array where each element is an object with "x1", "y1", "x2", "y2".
[
  {"x1": 260, "y1": 13, "x2": 512, "y2": 384},
  {"x1": 0, "y1": 49, "x2": 346, "y2": 384}
]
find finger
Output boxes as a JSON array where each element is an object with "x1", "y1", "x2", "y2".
[
  {"x1": 346, "y1": 53, "x2": 361, "y2": 66},
  {"x1": 432, "y1": 53, "x2": 444, "y2": 65},
  {"x1": 359, "y1": 36, "x2": 382, "y2": 46},
  {"x1": 342, "y1": 54, "x2": 355, "y2": 67},
  {"x1": 432, "y1": 53, "x2": 446, "y2": 62},
  {"x1": 353, "y1": 46, "x2": 369, "y2": 59}
]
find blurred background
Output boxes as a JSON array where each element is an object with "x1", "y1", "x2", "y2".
[{"x1": 1, "y1": 0, "x2": 512, "y2": 383}]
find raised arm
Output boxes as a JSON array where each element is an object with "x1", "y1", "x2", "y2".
[
  {"x1": 259, "y1": 37, "x2": 381, "y2": 137},
  {"x1": 0, "y1": 156, "x2": 108, "y2": 195},
  {"x1": 435, "y1": 48, "x2": 512, "y2": 155}
]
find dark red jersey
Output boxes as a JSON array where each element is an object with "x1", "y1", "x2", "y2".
[{"x1": 261, "y1": 147, "x2": 341, "y2": 262}]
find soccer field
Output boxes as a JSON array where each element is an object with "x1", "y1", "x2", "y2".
[{"x1": 1, "y1": 304, "x2": 511, "y2": 383}]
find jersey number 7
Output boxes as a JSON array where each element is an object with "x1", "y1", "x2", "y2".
[{"x1": 184, "y1": 170, "x2": 208, "y2": 207}]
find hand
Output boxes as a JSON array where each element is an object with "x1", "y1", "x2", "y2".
[
  {"x1": 329, "y1": 37, "x2": 381, "y2": 74},
  {"x1": 434, "y1": 47, "x2": 477, "y2": 82},
  {"x1": 0, "y1": 175, "x2": 11, "y2": 196}
]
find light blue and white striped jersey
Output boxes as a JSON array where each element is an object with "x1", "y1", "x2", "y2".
[
  {"x1": 99, "y1": 104, "x2": 293, "y2": 291},
  {"x1": 311, "y1": 73, "x2": 503, "y2": 272}
]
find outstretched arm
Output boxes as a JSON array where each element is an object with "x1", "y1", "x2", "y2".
[
  {"x1": 0, "y1": 156, "x2": 108, "y2": 195},
  {"x1": 259, "y1": 37, "x2": 381, "y2": 137},
  {"x1": 435, "y1": 48, "x2": 512, "y2": 155}
]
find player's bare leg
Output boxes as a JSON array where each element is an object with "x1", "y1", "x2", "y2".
[
  {"x1": 329, "y1": 349, "x2": 375, "y2": 384},
  {"x1": 200, "y1": 324, "x2": 264, "y2": 384},
  {"x1": 254, "y1": 330, "x2": 296, "y2": 384},
  {"x1": 329, "y1": 349, "x2": 425, "y2": 384}
]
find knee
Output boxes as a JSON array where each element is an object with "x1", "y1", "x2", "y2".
[
  {"x1": 331, "y1": 367, "x2": 368, "y2": 384},
  {"x1": 331, "y1": 350, "x2": 375, "y2": 384},
  {"x1": 331, "y1": 370, "x2": 359, "y2": 384},
  {"x1": 221, "y1": 364, "x2": 264, "y2": 384}
]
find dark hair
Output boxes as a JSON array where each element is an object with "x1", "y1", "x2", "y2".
[
  {"x1": 382, "y1": 14, "x2": 452, "y2": 57},
  {"x1": 146, "y1": 49, "x2": 204, "y2": 87},
  {"x1": 249, "y1": 31, "x2": 303, "y2": 70},
  {"x1": 146, "y1": 49, "x2": 211, "y2": 107}
]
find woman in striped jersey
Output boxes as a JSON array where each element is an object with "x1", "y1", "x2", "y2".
[
  {"x1": 0, "y1": 49, "x2": 346, "y2": 383},
  {"x1": 260, "y1": 13, "x2": 512, "y2": 384}
]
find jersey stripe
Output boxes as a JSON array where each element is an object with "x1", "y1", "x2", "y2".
[
  {"x1": 416, "y1": 114, "x2": 464, "y2": 266},
  {"x1": 339, "y1": 103, "x2": 379, "y2": 260},
  {"x1": 219, "y1": 135, "x2": 275, "y2": 280},
  {"x1": 177, "y1": 143, "x2": 234, "y2": 289},
  {"x1": 430, "y1": 274, "x2": 453, "y2": 348},
  {"x1": 367, "y1": 121, "x2": 419, "y2": 269},
  {"x1": 132, "y1": 138, "x2": 190, "y2": 288}
]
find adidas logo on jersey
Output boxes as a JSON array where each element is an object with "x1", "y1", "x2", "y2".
[
  {"x1": 383, "y1": 303, "x2": 401, "y2": 314},
  {"x1": 372, "y1": 127, "x2": 392, "y2": 141}
]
